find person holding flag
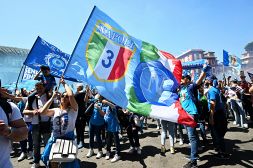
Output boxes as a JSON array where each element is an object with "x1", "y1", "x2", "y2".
[{"x1": 180, "y1": 64, "x2": 210, "y2": 168}]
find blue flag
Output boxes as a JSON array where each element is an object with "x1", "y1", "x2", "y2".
[
  {"x1": 24, "y1": 36, "x2": 77, "y2": 81},
  {"x1": 223, "y1": 50, "x2": 229, "y2": 66},
  {"x1": 65, "y1": 6, "x2": 196, "y2": 127}
]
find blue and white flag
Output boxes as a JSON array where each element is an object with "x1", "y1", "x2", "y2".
[
  {"x1": 24, "y1": 36, "x2": 77, "y2": 81},
  {"x1": 223, "y1": 49, "x2": 241, "y2": 74},
  {"x1": 22, "y1": 66, "x2": 39, "y2": 80}
]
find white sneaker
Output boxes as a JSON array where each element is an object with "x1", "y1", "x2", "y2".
[
  {"x1": 105, "y1": 151, "x2": 110, "y2": 160},
  {"x1": 27, "y1": 151, "x2": 33, "y2": 160},
  {"x1": 18, "y1": 152, "x2": 27, "y2": 161},
  {"x1": 243, "y1": 124, "x2": 248, "y2": 128},
  {"x1": 233, "y1": 121, "x2": 236, "y2": 125},
  {"x1": 31, "y1": 163, "x2": 40, "y2": 168},
  {"x1": 136, "y1": 147, "x2": 141, "y2": 155},
  {"x1": 111, "y1": 154, "x2": 120, "y2": 163},
  {"x1": 156, "y1": 126, "x2": 160, "y2": 130},
  {"x1": 96, "y1": 151, "x2": 103, "y2": 159},
  {"x1": 174, "y1": 138, "x2": 177, "y2": 143},
  {"x1": 179, "y1": 139, "x2": 184, "y2": 146},
  {"x1": 128, "y1": 147, "x2": 135, "y2": 154},
  {"x1": 86, "y1": 149, "x2": 94, "y2": 158}
]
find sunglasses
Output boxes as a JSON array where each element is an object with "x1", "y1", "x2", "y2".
[{"x1": 61, "y1": 94, "x2": 69, "y2": 98}]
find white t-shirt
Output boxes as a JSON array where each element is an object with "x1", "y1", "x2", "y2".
[
  {"x1": 0, "y1": 102, "x2": 22, "y2": 168},
  {"x1": 24, "y1": 94, "x2": 51, "y2": 124},
  {"x1": 21, "y1": 97, "x2": 32, "y2": 123},
  {"x1": 52, "y1": 108, "x2": 77, "y2": 138}
]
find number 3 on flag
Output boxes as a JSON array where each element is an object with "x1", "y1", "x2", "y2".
[{"x1": 102, "y1": 50, "x2": 114, "y2": 68}]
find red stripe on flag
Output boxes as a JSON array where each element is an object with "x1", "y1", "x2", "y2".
[
  {"x1": 175, "y1": 101, "x2": 197, "y2": 127},
  {"x1": 160, "y1": 50, "x2": 182, "y2": 84},
  {"x1": 108, "y1": 47, "x2": 132, "y2": 80}
]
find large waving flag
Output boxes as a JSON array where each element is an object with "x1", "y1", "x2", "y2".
[
  {"x1": 65, "y1": 6, "x2": 196, "y2": 127},
  {"x1": 24, "y1": 36, "x2": 77, "y2": 81},
  {"x1": 22, "y1": 66, "x2": 39, "y2": 80},
  {"x1": 223, "y1": 49, "x2": 241, "y2": 74}
]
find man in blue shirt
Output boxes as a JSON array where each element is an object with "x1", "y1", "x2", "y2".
[
  {"x1": 206, "y1": 76, "x2": 229, "y2": 159},
  {"x1": 180, "y1": 65, "x2": 210, "y2": 168}
]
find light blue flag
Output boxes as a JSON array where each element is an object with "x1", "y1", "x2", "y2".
[
  {"x1": 65, "y1": 6, "x2": 196, "y2": 127},
  {"x1": 223, "y1": 50, "x2": 241, "y2": 74},
  {"x1": 24, "y1": 36, "x2": 77, "y2": 81}
]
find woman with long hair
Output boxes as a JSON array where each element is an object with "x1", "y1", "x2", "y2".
[{"x1": 39, "y1": 78, "x2": 79, "y2": 168}]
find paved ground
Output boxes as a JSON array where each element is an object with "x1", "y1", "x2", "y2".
[{"x1": 11, "y1": 119, "x2": 253, "y2": 168}]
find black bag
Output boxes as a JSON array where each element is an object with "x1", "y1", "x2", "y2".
[
  {"x1": 39, "y1": 116, "x2": 52, "y2": 134},
  {"x1": 34, "y1": 96, "x2": 52, "y2": 134}
]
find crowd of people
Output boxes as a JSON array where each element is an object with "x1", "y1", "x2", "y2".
[{"x1": 0, "y1": 65, "x2": 253, "y2": 168}]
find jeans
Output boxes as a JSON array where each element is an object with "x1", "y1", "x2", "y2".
[
  {"x1": 198, "y1": 122, "x2": 207, "y2": 142},
  {"x1": 32, "y1": 124, "x2": 51, "y2": 163},
  {"x1": 89, "y1": 123, "x2": 103, "y2": 151},
  {"x1": 230, "y1": 99, "x2": 247, "y2": 126},
  {"x1": 126, "y1": 125, "x2": 140, "y2": 148},
  {"x1": 20, "y1": 122, "x2": 33, "y2": 153},
  {"x1": 106, "y1": 131, "x2": 120, "y2": 155},
  {"x1": 186, "y1": 115, "x2": 198, "y2": 161},
  {"x1": 161, "y1": 120, "x2": 175, "y2": 147}
]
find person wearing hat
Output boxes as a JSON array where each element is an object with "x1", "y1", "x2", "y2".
[
  {"x1": 205, "y1": 76, "x2": 230, "y2": 159},
  {"x1": 180, "y1": 64, "x2": 210, "y2": 168}
]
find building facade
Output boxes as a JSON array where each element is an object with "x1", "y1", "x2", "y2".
[
  {"x1": 0, "y1": 46, "x2": 28, "y2": 85},
  {"x1": 177, "y1": 49, "x2": 218, "y2": 80}
]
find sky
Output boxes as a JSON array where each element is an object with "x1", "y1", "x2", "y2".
[{"x1": 1, "y1": 0, "x2": 253, "y2": 62}]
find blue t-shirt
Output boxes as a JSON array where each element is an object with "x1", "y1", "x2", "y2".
[
  {"x1": 179, "y1": 84, "x2": 198, "y2": 115},
  {"x1": 37, "y1": 74, "x2": 56, "y2": 91},
  {"x1": 89, "y1": 102, "x2": 105, "y2": 126},
  {"x1": 207, "y1": 86, "x2": 224, "y2": 112},
  {"x1": 104, "y1": 106, "x2": 120, "y2": 132}
]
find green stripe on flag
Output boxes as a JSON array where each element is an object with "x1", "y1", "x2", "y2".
[
  {"x1": 140, "y1": 41, "x2": 160, "y2": 62},
  {"x1": 127, "y1": 86, "x2": 151, "y2": 116},
  {"x1": 87, "y1": 32, "x2": 108, "y2": 69}
]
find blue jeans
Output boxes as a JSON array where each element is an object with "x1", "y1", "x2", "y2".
[
  {"x1": 32, "y1": 124, "x2": 51, "y2": 163},
  {"x1": 89, "y1": 123, "x2": 103, "y2": 151},
  {"x1": 161, "y1": 120, "x2": 175, "y2": 147},
  {"x1": 186, "y1": 115, "x2": 198, "y2": 161},
  {"x1": 106, "y1": 131, "x2": 120, "y2": 155}
]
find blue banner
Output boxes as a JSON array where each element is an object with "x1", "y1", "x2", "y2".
[
  {"x1": 182, "y1": 59, "x2": 206, "y2": 70},
  {"x1": 24, "y1": 36, "x2": 77, "y2": 81}
]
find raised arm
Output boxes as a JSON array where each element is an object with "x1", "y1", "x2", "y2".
[
  {"x1": 34, "y1": 70, "x2": 42, "y2": 80},
  {"x1": 39, "y1": 92, "x2": 57, "y2": 117},
  {"x1": 196, "y1": 64, "x2": 211, "y2": 86},
  {"x1": 61, "y1": 78, "x2": 78, "y2": 111},
  {"x1": 0, "y1": 88, "x2": 23, "y2": 102},
  {"x1": 102, "y1": 99, "x2": 116, "y2": 109}
]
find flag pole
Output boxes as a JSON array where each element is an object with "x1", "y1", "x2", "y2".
[
  {"x1": 57, "y1": 6, "x2": 96, "y2": 91},
  {"x1": 15, "y1": 65, "x2": 25, "y2": 95}
]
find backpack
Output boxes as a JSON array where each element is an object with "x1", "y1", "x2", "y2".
[{"x1": 0, "y1": 100, "x2": 12, "y2": 125}]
